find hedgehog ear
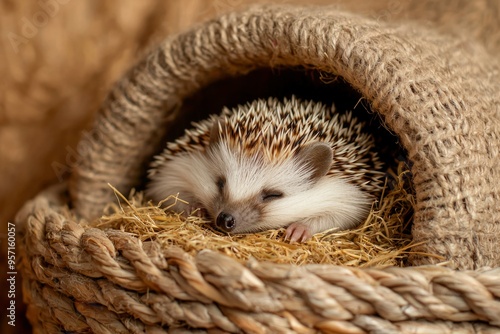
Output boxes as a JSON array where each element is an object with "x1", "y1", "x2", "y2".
[
  {"x1": 209, "y1": 118, "x2": 226, "y2": 147},
  {"x1": 295, "y1": 142, "x2": 333, "y2": 182}
]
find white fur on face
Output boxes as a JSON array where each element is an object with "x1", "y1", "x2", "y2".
[
  {"x1": 208, "y1": 143, "x2": 313, "y2": 203},
  {"x1": 147, "y1": 141, "x2": 371, "y2": 234},
  {"x1": 258, "y1": 177, "x2": 371, "y2": 233}
]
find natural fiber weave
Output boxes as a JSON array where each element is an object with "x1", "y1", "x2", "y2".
[
  {"x1": 67, "y1": 3, "x2": 500, "y2": 270},
  {"x1": 16, "y1": 185, "x2": 500, "y2": 333},
  {"x1": 16, "y1": 1, "x2": 500, "y2": 333}
]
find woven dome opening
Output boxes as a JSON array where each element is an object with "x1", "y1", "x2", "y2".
[
  {"x1": 88, "y1": 66, "x2": 416, "y2": 268},
  {"x1": 63, "y1": 4, "x2": 500, "y2": 271},
  {"x1": 150, "y1": 67, "x2": 406, "y2": 188}
]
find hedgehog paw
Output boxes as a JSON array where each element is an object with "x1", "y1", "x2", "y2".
[
  {"x1": 172, "y1": 200, "x2": 206, "y2": 218},
  {"x1": 186, "y1": 204, "x2": 207, "y2": 218},
  {"x1": 285, "y1": 223, "x2": 312, "y2": 243}
]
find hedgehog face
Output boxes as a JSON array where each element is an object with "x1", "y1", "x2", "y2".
[
  {"x1": 203, "y1": 140, "x2": 335, "y2": 234},
  {"x1": 147, "y1": 126, "x2": 339, "y2": 235},
  {"x1": 147, "y1": 137, "x2": 370, "y2": 237}
]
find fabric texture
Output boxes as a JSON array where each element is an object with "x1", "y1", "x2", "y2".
[{"x1": 68, "y1": 4, "x2": 500, "y2": 269}]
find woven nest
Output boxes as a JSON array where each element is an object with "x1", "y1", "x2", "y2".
[{"x1": 17, "y1": 2, "x2": 500, "y2": 333}]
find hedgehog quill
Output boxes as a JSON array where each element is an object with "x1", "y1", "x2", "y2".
[{"x1": 147, "y1": 97, "x2": 385, "y2": 242}]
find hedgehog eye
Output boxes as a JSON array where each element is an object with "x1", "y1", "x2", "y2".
[
  {"x1": 261, "y1": 190, "x2": 284, "y2": 202},
  {"x1": 216, "y1": 176, "x2": 226, "y2": 192}
]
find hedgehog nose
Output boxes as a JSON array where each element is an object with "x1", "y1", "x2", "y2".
[{"x1": 216, "y1": 212, "x2": 235, "y2": 232}]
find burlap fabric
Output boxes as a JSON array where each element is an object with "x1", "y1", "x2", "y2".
[
  {"x1": 68, "y1": 3, "x2": 500, "y2": 270},
  {"x1": 17, "y1": 2, "x2": 500, "y2": 333}
]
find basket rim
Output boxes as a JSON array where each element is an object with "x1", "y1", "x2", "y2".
[{"x1": 16, "y1": 183, "x2": 500, "y2": 332}]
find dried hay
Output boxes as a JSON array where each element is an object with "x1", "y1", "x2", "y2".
[{"x1": 92, "y1": 161, "x2": 428, "y2": 267}]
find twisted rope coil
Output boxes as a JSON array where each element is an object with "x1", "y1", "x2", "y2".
[{"x1": 17, "y1": 187, "x2": 500, "y2": 333}]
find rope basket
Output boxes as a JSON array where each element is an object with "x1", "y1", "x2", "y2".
[{"x1": 17, "y1": 3, "x2": 500, "y2": 333}]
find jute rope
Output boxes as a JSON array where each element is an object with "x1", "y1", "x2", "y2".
[{"x1": 17, "y1": 186, "x2": 500, "y2": 333}]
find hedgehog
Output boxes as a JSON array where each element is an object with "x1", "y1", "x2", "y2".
[{"x1": 147, "y1": 96, "x2": 385, "y2": 242}]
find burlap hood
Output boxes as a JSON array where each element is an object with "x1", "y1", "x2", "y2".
[{"x1": 66, "y1": 4, "x2": 500, "y2": 269}]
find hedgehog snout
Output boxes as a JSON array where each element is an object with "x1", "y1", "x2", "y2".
[{"x1": 216, "y1": 212, "x2": 236, "y2": 232}]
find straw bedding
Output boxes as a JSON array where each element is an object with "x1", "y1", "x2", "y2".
[
  {"x1": 16, "y1": 0, "x2": 500, "y2": 333},
  {"x1": 95, "y1": 161, "x2": 415, "y2": 268}
]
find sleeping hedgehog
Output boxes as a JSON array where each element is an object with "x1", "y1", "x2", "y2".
[{"x1": 147, "y1": 97, "x2": 385, "y2": 242}]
